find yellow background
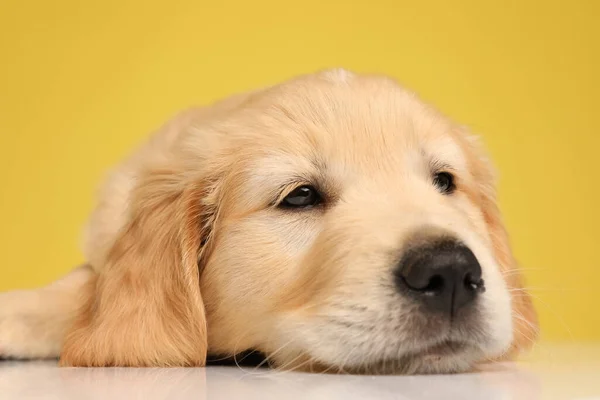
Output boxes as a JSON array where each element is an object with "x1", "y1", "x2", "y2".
[{"x1": 1, "y1": 0, "x2": 598, "y2": 342}]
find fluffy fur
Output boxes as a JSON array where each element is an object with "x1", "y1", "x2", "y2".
[{"x1": 0, "y1": 69, "x2": 537, "y2": 373}]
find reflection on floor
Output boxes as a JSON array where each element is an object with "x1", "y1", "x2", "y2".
[{"x1": 1, "y1": 343, "x2": 598, "y2": 400}]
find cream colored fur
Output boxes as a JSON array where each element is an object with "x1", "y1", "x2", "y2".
[{"x1": 0, "y1": 69, "x2": 537, "y2": 373}]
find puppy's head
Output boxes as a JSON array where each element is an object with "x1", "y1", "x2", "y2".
[{"x1": 62, "y1": 69, "x2": 537, "y2": 373}]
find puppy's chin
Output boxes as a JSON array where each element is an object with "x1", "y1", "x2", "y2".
[
  {"x1": 347, "y1": 342, "x2": 485, "y2": 375},
  {"x1": 261, "y1": 332, "x2": 509, "y2": 375},
  {"x1": 270, "y1": 342, "x2": 485, "y2": 375}
]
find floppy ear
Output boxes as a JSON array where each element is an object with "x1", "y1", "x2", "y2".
[
  {"x1": 465, "y1": 136, "x2": 539, "y2": 358},
  {"x1": 60, "y1": 168, "x2": 215, "y2": 367}
]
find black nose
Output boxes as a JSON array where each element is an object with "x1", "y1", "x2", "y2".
[{"x1": 395, "y1": 239, "x2": 485, "y2": 317}]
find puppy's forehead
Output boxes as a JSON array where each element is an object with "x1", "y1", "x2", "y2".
[{"x1": 242, "y1": 76, "x2": 469, "y2": 184}]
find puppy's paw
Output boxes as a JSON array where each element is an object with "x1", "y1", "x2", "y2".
[{"x1": 0, "y1": 291, "x2": 62, "y2": 360}]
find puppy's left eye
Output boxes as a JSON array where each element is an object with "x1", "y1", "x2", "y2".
[
  {"x1": 433, "y1": 172, "x2": 456, "y2": 194},
  {"x1": 280, "y1": 185, "x2": 322, "y2": 209}
]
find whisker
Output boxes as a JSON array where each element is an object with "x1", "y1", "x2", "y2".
[
  {"x1": 334, "y1": 343, "x2": 361, "y2": 375},
  {"x1": 513, "y1": 312, "x2": 540, "y2": 338},
  {"x1": 508, "y1": 287, "x2": 576, "y2": 292},
  {"x1": 501, "y1": 267, "x2": 546, "y2": 275},
  {"x1": 271, "y1": 353, "x2": 310, "y2": 373},
  {"x1": 526, "y1": 292, "x2": 575, "y2": 341},
  {"x1": 254, "y1": 338, "x2": 296, "y2": 370}
]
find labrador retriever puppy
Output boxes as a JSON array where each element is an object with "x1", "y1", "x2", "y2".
[{"x1": 0, "y1": 69, "x2": 537, "y2": 374}]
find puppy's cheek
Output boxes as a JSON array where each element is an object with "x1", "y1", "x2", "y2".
[
  {"x1": 483, "y1": 285, "x2": 513, "y2": 348},
  {"x1": 269, "y1": 310, "x2": 341, "y2": 369},
  {"x1": 473, "y1": 250, "x2": 514, "y2": 356},
  {"x1": 270, "y1": 276, "x2": 404, "y2": 370},
  {"x1": 447, "y1": 226, "x2": 513, "y2": 355},
  {"x1": 203, "y1": 216, "x2": 320, "y2": 343}
]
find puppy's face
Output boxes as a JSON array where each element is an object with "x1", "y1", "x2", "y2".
[
  {"x1": 61, "y1": 70, "x2": 537, "y2": 372},
  {"x1": 197, "y1": 71, "x2": 536, "y2": 374}
]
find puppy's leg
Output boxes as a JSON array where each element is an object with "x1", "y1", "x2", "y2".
[{"x1": 0, "y1": 265, "x2": 94, "y2": 360}]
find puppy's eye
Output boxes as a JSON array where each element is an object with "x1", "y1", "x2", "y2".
[
  {"x1": 280, "y1": 185, "x2": 322, "y2": 208},
  {"x1": 433, "y1": 172, "x2": 455, "y2": 194}
]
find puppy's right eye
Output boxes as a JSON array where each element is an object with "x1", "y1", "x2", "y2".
[{"x1": 280, "y1": 185, "x2": 322, "y2": 209}]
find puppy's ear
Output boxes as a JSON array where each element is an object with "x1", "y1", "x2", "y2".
[
  {"x1": 60, "y1": 169, "x2": 216, "y2": 367},
  {"x1": 465, "y1": 135, "x2": 539, "y2": 358}
]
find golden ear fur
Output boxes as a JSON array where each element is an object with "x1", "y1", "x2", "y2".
[{"x1": 60, "y1": 169, "x2": 212, "y2": 367}]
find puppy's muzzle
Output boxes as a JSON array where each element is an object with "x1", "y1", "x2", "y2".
[{"x1": 395, "y1": 238, "x2": 486, "y2": 318}]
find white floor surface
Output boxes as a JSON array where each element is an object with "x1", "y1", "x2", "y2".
[{"x1": 1, "y1": 343, "x2": 598, "y2": 400}]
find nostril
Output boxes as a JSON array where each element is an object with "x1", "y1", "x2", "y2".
[
  {"x1": 423, "y1": 275, "x2": 444, "y2": 294},
  {"x1": 401, "y1": 274, "x2": 445, "y2": 294},
  {"x1": 463, "y1": 272, "x2": 486, "y2": 293}
]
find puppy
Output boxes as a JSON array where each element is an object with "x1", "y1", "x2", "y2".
[{"x1": 0, "y1": 69, "x2": 537, "y2": 374}]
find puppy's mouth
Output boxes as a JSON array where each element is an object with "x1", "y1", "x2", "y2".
[{"x1": 419, "y1": 339, "x2": 469, "y2": 358}]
